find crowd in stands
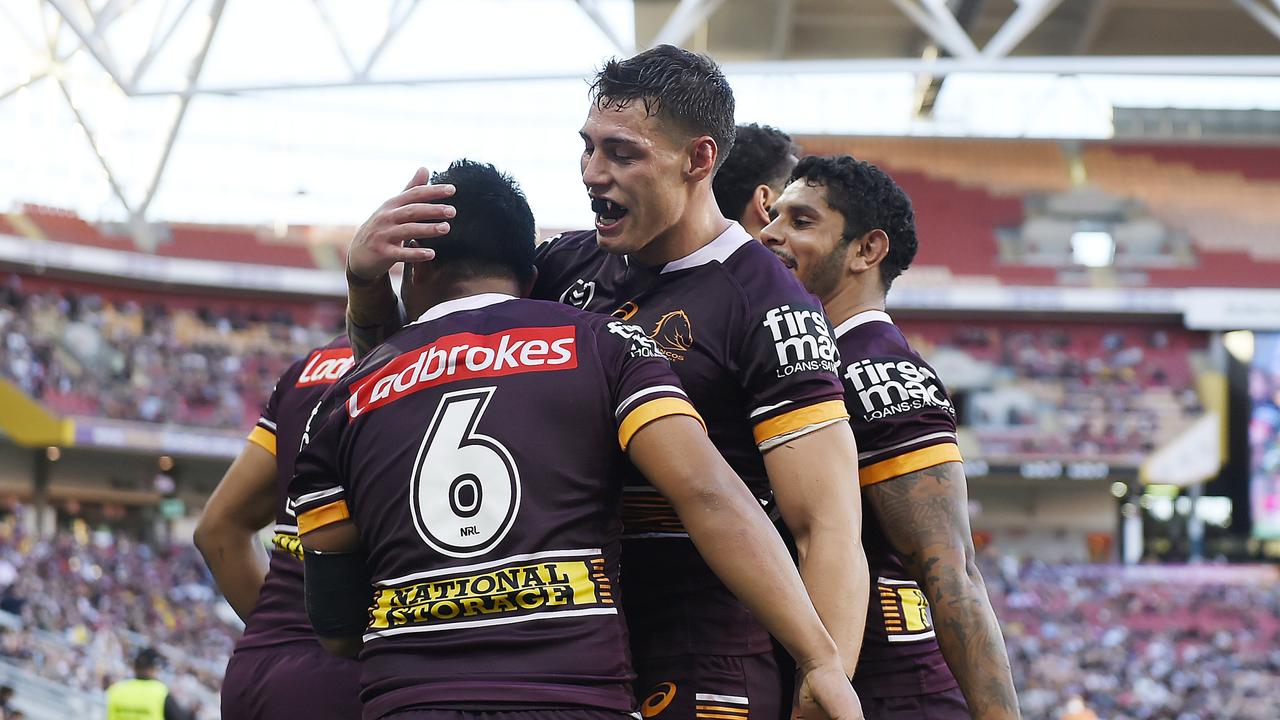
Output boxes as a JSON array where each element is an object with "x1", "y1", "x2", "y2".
[
  {"x1": 908, "y1": 323, "x2": 1204, "y2": 462},
  {"x1": 989, "y1": 559, "x2": 1280, "y2": 720},
  {"x1": 0, "y1": 507, "x2": 228, "y2": 718},
  {"x1": 1, "y1": 495, "x2": 1275, "y2": 720},
  {"x1": 0, "y1": 276, "x2": 340, "y2": 430}
]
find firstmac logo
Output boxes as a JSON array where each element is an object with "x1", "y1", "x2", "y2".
[{"x1": 762, "y1": 305, "x2": 839, "y2": 377}]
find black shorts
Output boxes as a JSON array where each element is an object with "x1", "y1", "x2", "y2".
[
  {"x1": 861, "y1": 686, "x2": 970, "y2": 720},
  {"x1": 634, "y1": 652, "x2": 780, "y2": 720},
  {"x1": 383, "y1": 711, "x2": 630, "y2": 720},
  {"x1": 221, "y1": 643, "x2": 362, "y2": 720}
]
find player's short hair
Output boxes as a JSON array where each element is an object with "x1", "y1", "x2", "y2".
[
  {"x1": 419, "y1": 160, "x2": 536, "y2": 284},
  {"x1": 790, "y1": 155, "x2": 918, "y2": 291},
  {"x1": 712, "y1": 123, "x2": 799, "y2": 220},
  {"x1": 590, "y1": 44, "x2": 736, "y2": 172}
]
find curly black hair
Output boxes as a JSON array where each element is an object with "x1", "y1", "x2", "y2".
[
  {"x1": 418, "y1": 159, "x2": 536, "y2": 284},
  {"x1": 590, "y1": 44, "x2": 736, "y2": 171},
  {"x1": 790, "y1": 155, "x2": 918, "y2": 291},
  {"x1": 712, "y1": 123, "x2": 799, "y2": 221}
]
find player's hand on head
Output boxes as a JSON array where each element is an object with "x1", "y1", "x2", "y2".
[
  {"x1": 347, "y1": 167, "x2": 457, "y2": 281},
  {"x1": 794, "y1": 665, "x2": 864, "y2": 720}
]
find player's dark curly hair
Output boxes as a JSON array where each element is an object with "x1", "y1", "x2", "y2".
[
  {"x1": 712, "y1": 124, "x2": 799, "y2": 221},
  {"x1": 418, "y1": 160, "x2": 536, "y2": 284},
  {"x1": 790, "y1": 155, "x2": 918, "y2": 291},
  {"x1": 590, "y1": 44, "x2": 736, "y2": 171}
]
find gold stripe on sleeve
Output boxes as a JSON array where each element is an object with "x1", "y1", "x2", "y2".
[
  {"x1": 859, "y1": 443, "x2": 963, "y2": 487},
  {"x1": 751, "y1": 400, "x2": 848, "y2": 448},
  {"x1": 618, "y1": 397, "x2": 705, "y2": 451},
  {"x1": 246, "y1": 425, "x2": 277, "y2": 456},
  {"x1": 297, "y1": 499, "x2": 351, "y2": 535}
]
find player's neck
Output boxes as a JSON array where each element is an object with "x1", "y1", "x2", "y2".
[
  {"x1": 822, "y1": 279, "x2": 886, "y2": 329},
  {"x1": 630, "y1": 195, "x2": 731, "y2": 268},
  {"x1": 408, "y1": 277, "x2": 521, "y2": 319}
]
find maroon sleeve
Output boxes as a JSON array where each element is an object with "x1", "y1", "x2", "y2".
[
  {"x1": 730, "y1": 262, "x2": 847, "y2": 452},
  {"x1": 288, "y1": 383, "x2": 353, "y2": 536},
  {"x1": 591, "y1": 318, "x2": 705, "y2": 451}
]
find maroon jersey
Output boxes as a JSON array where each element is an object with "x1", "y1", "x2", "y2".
[
  {"x1": 834, "y1": 310, "x2": 962, "y2": 698},
  {"x1": 237, "y1": 335, "x2": 355, "y2": 652},
  {"x1": 289, "y1": 293, "x2": 703, "y2": 718},
  {"x1": 532, "y1": 224, "x2": 848, "y2": 658}
]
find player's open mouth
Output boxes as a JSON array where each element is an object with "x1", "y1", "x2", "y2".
[{"x1": 591, "y1": 197, "x2": 629, "y2": 233}]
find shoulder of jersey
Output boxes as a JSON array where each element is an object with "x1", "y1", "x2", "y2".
[
  {"x1": 837, "y1": 317, "x2": 919, "y2": 363},
  {"x1": 323, "y1": 333, "x2": 351, "y2": 351},
  {"x1": 540, "y1": 229, "x2": 598, "y2": 254},
  {"x1": 722, "y1": 237, "x2": 810, "y2": 291}
]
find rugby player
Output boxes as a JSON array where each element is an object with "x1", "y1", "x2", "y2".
[
  {"x1": 711, "y1": 124, "x2": 799, "y2": 239},
  {"x1": 290, "y1": 160, "x2": 860, "y2": 720},
  {"x1": 195, "y1": 335, "x2": 360, "y2": 718},
  {"x1": 760, "y1": 155, "x2": 1020, "y2": 719},
  {"x1": 341, "y1": 46, "x2": 868, "y2": 720}
]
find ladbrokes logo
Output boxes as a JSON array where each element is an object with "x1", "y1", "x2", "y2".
[
  {"x1": 295, "y1": 348, "x2": 354, "y2": 387},
  {"x1": 845, "y1": 356, "x2": 953, "y2": 422},
  {"x1": 762, "y1": 305, "x2": 839, "y2": 377},
  {"x1": 347, "y1": 327, "x2": 577, "y2": 418}
]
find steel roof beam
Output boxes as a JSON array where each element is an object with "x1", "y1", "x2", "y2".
[
  {"x1": 651, "y1": 0, "x2": 726, "y2": 49},
  {"x1": 1234, "y1": 0, "x2": 1280, "y2": 42},
  {"x1": 576, "y1": 0, "x2": 635, "y2": 54},
  {"x1": 982, "y1": 0, "x2": 1066, "y2": 58},
  {"x1": 890, "y1": 0, "x2": 980, "y2": 59}
]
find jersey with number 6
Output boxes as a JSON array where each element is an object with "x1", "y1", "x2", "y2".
[{"x1": 289, "y1": 293, "x2": 703, "y2": 718}]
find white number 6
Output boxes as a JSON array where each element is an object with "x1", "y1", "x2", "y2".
[{"x1": 410, "y1": 387, "x2": 520, "y2": 558}]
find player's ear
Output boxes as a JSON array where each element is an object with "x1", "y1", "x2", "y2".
[
  {"x1": 848, "y1": 229, "x2": 890, "y2": 275},
  {"x1": 745, "y1": 185, "x2": 772, "y2": 228},
  {"x1": 686, "y1": 136, "x2": 716, "y2": 182}
]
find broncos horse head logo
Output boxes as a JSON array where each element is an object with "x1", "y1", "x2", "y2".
[{"x1": 650, "y1": 310, "x2": 694, "y2": 359}]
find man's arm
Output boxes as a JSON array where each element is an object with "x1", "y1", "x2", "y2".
[
  {"x1": 628, "y1": 415, "x2": 862, "y2": 720},
  {"x1": 766, "y1": 421, "x2": 869, "y2": 678},
  {"x1": 345, "y1": 168, "x2": 456, "y2": 359},
  {"x1": 865, "y1": 461, "x2": 1019, "y2": 719},
  {"x1": 193, "y1": 442, "x2": 276, "y2": 621},
  {"x1": 298, "y1": 519, "x2": 366, "y2": 659}
]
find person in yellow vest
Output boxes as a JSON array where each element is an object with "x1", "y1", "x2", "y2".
[{"x1": 105, "y1": 648, "x2": 194, "y2": 720}]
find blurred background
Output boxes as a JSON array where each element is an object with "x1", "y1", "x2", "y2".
[{"x1": 0, "y1": 1, "x2": 1278, "y2": 718}]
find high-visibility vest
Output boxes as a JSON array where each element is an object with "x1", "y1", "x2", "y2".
[{"x1": 105, "y1": 678, "x2": 169, "y2": 720}]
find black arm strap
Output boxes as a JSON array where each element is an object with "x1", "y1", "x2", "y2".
[{"x1": 303, "y1": 547, "x2": 372, "y2": 638}]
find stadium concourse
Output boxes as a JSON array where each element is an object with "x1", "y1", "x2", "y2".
[{"x1": 0, "y1": 136, "x2": 1279, "y2": 719}]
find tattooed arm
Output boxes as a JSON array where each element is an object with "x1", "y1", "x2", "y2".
[
  {"x1": 346, "y1": 269, "x2": 404, "y2": 360},
  {"x1": 864, "y1": 461, "x2": 1020, "y2": 719}
]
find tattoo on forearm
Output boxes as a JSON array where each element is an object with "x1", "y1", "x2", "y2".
[
  {"x1": 346, "y1": 312, "x2": 394, "y2": 360},
  {"x1": 866, "y1": 462, "x2": 1021, "y2": 718}
]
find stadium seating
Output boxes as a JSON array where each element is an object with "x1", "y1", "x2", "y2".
[
  {"x1": 898, "y1": 320, "x2": 1204, "y2": 464},
  {"x1": 0, "y1": 278, "x2": 342, "y2": 430},
  {"x1": 19, "y1": 205, "x2": 136, "y2": 252},
  {"x1": 6, "y1": 138, "x2": 1277, "y2": 287},
  {"x1": 155, "y1": 224, "x2": 319, "y2": 269},
  {"x1": 0, "y1": 516, "x2": 225, "y2": 718},
  {"x1": 794, "y1": 137, "x2": 1280, "y2": 288},
  {"x1": 992, "y1": 561, "x2": 1280, "y2": 720}
]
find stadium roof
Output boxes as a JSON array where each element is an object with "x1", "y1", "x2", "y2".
[{"x1": 1, "y1": 0, "x2": 1278, "y2": 231}]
